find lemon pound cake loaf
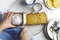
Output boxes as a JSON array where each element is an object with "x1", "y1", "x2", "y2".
[
  {"x1": 26, "y1": 13, "x2": 35, "y2": 25},
  {"x1": 26, "y1": 12, "x2": 47, "y2": 25},
  {"x1": 40, "y1": 12, "x2": 47, "y2": 24}
]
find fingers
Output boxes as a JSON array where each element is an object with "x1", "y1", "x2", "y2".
[
  {"x1": 7, "y1": 12, "x2": 16, "y2": 27},
  {"x1": 22, "y1": 27, "x2": 28, "y2": 32},
  {"x1": 9, "y1": 12, "x2": 14, "y2": 18},
  {"x1": 3, "y1": 12, "x2": 15, "y2": 19},
  {"x1": 20, "y1": 27, "x2": 28, "y2": 36},
  {"x1": 7, "y1": 12, "x2": 14, "y2": 18},
  {"x1": 20, "y1": 27, "x2": 31, "y2": 40},
  {"x1": 2, "y1": 13, "x2": 8, "y2": 19},
  {"x1": 7, "y1": 12, "x2": 11, "y2": 17}
]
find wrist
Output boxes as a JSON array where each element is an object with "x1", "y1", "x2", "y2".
[
  {"x1": 0, "y1": 27, "x2": 3, "y2": 33},
  {"x1": 0, "y1": 23, "x2": 7, "y2": 32},
  {"x1": 0, "y1": 23, "x2": 4, "y2": 32}
]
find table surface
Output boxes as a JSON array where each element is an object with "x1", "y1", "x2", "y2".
[{"x1": 0, "y1": 0, "x2": 60, "y2": 40}]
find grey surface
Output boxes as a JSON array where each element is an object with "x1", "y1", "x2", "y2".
[
  {"x1": 8, "y1": 0, "x2": 49, "y2": 40},
  {"x1": 9, "y1": 0, "x2": 34, "y2": 13}
]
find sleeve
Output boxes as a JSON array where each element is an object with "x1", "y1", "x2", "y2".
[
  {"x1": 0, "y1": 11, "x2": 2, "y2": 22},
  {"x1": 0, "y1": 26, "x2": 23, "y2": 40}
]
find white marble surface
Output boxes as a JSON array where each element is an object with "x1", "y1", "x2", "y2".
[
  {"x1": 0, "y1": 0, "x2": 16, "y2": 13},
  {"x1": 0, "y1": 0, "x2": 60, "y2": 40},
  {"x1": 8, "y1": 0, "x2": 47, "y2": 40}
]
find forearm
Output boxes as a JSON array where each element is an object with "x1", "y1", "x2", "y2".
[
  {"x1": 0, "y1": 23, "x2": 3, "y2": 33},
  {"x1": 0, "y1": 23, "x2": 7, "y2": 33}
]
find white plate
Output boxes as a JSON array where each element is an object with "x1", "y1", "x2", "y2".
[
  {"x1": 8, "y1": 0, "x2": 44, "y2": 36},
  {"x1": 47, "y1": 19, "x2": 60, "y2": 39},
  {"x1": 44, "y1": 0, "x2": 55, "y2": 9}
]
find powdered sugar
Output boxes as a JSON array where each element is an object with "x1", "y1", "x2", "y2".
[{"x1": 11, "y1": 14, "x2": 22, "y2": 25}]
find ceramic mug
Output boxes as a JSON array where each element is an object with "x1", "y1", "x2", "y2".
[{"x1": 24, "y1": 0, "x2": 36, "y2": 5}]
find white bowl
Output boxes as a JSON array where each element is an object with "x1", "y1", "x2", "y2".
[
  {"x1": 44, "y1": 0, "x2": 56, "y2": 10},
  {"x1": 45, "y1": 19, "x2": 60, "y2": 40},
  {"x1": 11, "y1": 13, "x2": 23, "y2": 26}
]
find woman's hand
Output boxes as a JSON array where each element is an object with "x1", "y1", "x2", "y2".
[
  {"x1": 0, "y1": 12, "x2": 16, "y2": 32},
  {"x1": 20, "y1": 27, "x2": 30, "y2": 40}
]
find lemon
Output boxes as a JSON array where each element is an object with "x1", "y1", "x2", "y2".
[
  {"x1": 53, "y1": 0, "x2": 60, "y2": 8},
  {"x1": 46, "y1": 0, "x2": 54, "y2": 8}
]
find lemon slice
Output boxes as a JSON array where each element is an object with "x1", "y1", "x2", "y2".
[
  {"x1": 53, "y1": 0, "x2": 60, "y2": 8},
  {"x1": 46, "y1": 0, "x2": 55, "y2": 9}
]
